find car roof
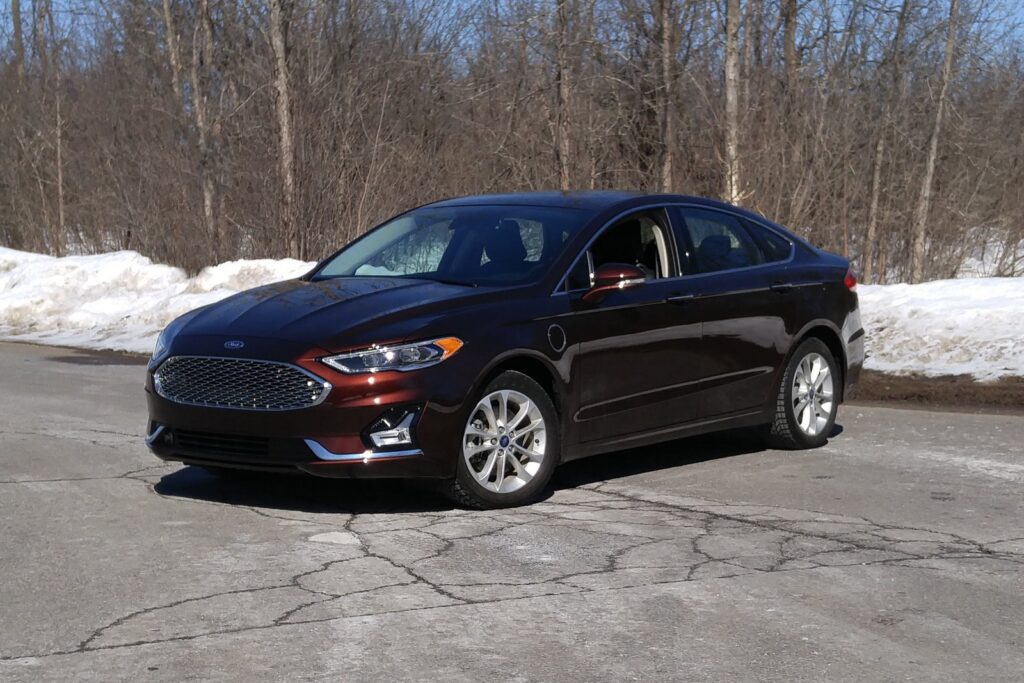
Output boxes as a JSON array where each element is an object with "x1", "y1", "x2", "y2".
[{"x1": 424, "y1": 191, "x2": 752, "y2": 215}]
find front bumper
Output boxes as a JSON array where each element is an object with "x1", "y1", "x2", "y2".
[{"x1": 144, "y1": 353, "x2": 474, "y2": 479}]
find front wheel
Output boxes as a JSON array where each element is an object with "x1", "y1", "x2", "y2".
[
  {"x1": 767, "y1": 338, "x2": 840, "y2": 449},
  {"x1": 443, "y1": 371, "x2": 560, "y2": 509}
]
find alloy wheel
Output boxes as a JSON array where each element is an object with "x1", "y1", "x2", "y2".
[
  {"x1": 462, "y1": 389, "x2": 547, "y2": 494},
  {"x1": 791, "y1": 352, "x2": 834, "y2": 437}
]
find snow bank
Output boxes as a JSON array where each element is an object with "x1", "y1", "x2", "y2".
[
  {"x1": 858, "y1": 278, "x2": 1024, "y2": 381},
  {"x1": 0, "y1": 247, "x2": 313, "y2": 355},
  {"x1": 0, "y1": 247, "x2": 1021, "y2": 380}
]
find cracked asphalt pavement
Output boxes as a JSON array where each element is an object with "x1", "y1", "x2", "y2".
[{"x1": 1, "y1": 341, "x2": 1022, "y2": 681}]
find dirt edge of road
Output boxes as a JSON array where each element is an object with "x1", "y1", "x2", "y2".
[{"x1": 852, "y1": 369, "x2": 1024, "y2": 416}]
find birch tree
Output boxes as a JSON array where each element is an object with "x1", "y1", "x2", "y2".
[{"x1": 724, "y1": 0, "x2": 742, "y2": 204}]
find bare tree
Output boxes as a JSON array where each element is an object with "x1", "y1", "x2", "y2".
[
  {"x1": 657, "y1": 0, "x2": 677, "y2": 191},
  {"x1": 910, "y1": 0, "x2": 959, "y2": 283},
  {"x1": 863, "y1": 0, "x2": 913, "y2": 284},
  {"x1": 724, "y1": 0, "x2": 742, "y2": 204},
  {"x1": 270, "y1": 0, "x2": 299, "y2": 258},
  {"x1": 554, "y1": 0, "x2": 573, "y2": 191},
  {"x1": 161, "y1": 0, "x2": 184, "y2": 104},
  {"x1": 11, "y1": 0, "x2": 25, "y2": 91},
  {"x1": 190, "y1": 0, "x2": 221, "y2": 256}
]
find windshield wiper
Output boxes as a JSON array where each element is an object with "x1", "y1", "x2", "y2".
[{"x1": 421, "y1": 276, "x2": 479, "y2": 288}]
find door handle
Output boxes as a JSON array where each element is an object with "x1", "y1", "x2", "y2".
[
  {"x1": 665, "y1": 293, "x2": 697, "y2": 305},
  {"x1": 769, "y1": 282, "x2": 795, "y2": 293}
]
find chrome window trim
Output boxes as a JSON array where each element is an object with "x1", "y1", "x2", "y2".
[
  {"x1": 552, "y1": 202, "x2": 796, "y2": 295},
  {"x1": 153, "y1": 355, "x2": 333, "y2": 411}
]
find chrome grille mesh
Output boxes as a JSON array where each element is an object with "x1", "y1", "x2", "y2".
[{"x1": 154, "y1": 356, "x2": 330, "y2": 410}]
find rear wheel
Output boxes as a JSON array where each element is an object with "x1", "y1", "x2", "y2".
[
  {"x1": 767, "y1": 338, "x2": 839, "y2": 449},
  {"x1": 443, "y1": 371, "x2": 560, "y2": 509}
]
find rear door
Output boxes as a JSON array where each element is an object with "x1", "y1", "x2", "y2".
[{"x1": 670, "y1": 206, "x2": 798, "y2": 419}]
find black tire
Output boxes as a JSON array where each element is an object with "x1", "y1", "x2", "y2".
[
  {"x1": 443, "y1": 370, "x2": 561, "y2": 509},
  {"x1": 766, "y1": 338, "x2": 840, "y2": 450}
]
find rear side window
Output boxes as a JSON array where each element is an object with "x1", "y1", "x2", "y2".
[
  {"x1": 678, "y1": 208, "x2": 764, "y2": 274},
  {"x1": 745, "y1": 219, "x2": 793, "y2": 263}
]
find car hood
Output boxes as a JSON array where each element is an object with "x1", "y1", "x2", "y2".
[{"x1": 176, "y1": 277, "x2": 492, "y2": 350}]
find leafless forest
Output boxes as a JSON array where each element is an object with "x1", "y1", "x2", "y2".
[{"x1": 1, "y1": 0, "x2": 1022, "y2": 281}]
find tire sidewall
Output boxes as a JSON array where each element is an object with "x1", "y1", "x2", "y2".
[
  {"x1": 782, "y1": 339, "x2": 839, "y2": 448},
  {"x1": 454, "y1": 371, "x2": 561, "y2": 508}
]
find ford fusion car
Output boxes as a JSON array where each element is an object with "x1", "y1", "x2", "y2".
[{"x1": 145, "y1": 191, "x2": 864, "y2": 508}]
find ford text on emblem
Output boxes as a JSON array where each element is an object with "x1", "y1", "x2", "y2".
[{"x1": 224, "y1": 340, "x2": 245, "y2": 350}]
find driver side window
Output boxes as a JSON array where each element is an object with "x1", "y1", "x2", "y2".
[{"x1": 564, "y1": 209, "x2": 674, "y2": 291}]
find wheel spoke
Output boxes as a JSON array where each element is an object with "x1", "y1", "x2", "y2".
[
  {"x1": 493, "y1": 451, "x2": 507, "y2": 490},
  {"x1": 506, "y1": 453, "x2": 532, "y2": 482},
  {"x1": 473, "y1": 450, "x2": 498, "y2": 483},
  {"x1": 465, "y1": 442, "x2": 494, "y2": 458},
  {"x1": 507, "y1": 399, "x2": 532, "y2": 431},
  {"x1": 514, "y1": 419, "x2": 540, "y2": 439},
  {"x1": 513, "y1": 442, "x2": 544, "y2": 461},
  {"x1": 497, "y1": 391, "x2": 510, "y2": 427},
  {"x1": 794, "y1": 397, "x2": 810, "y2": 418},
  {"x1": 814, "y1": 365, "x2": 830, "y2": 389},
  {"x1": 479, "y1": 400, "x2": 497, "y2": 433},
  {"x1": 465, "y1": 425, "x2": 493, "y2": 440}
]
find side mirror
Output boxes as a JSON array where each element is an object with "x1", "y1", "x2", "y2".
[{"x1": 582, "y1": 263, "x2": 647, "y2": 302}]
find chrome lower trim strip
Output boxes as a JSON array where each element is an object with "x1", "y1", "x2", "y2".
[
  {"x1": 303, "y1": 439, "x2": 423, "y2": 462},
  {"x1": 145, "y1": 424, "x2": 166, "y2": 446}
]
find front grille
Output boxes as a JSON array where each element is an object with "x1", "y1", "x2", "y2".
[
  {"x1": 154, "y1": 356, "x2": 331, "y2": 411},
  {"x1": 174, "y1": 429, "x2": 270, "y2": 457}
]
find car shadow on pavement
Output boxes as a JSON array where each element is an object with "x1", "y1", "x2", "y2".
[
  {"x1": 552, "y1": 428, "x2": 770, "y2": 491},
  {"x1": 153, "y1": 424, "x2": 844, "y2": 515},
  {"x1": 554, "y1": 422, "x2": 844, "y2": 490},
  {"x1": 153, "y1": 466, "x2": 454, "y2": 515}
]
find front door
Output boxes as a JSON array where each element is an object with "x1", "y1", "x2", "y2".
[{"x1": 563, "y1": 209, "x2": 705, "y2": 443}]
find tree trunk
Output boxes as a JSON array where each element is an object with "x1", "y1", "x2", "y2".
[
  {"x1": 658, "y1": 0, "x2": 675, "y2": 192},
  {"x1": 33, "y1": 0, "x2": 50, "y2": 87},
  {"x1": 782, "y1": 0, "x2": 798, "y2": 93},
  {"x1": 54, "y1": 78, "x2": 65, "y2": 257},
  {"x1": 554, "y1": 0, "x2": 572, "y2": 191},
  {"x1": 723, "y1": 0, "x2": 741, "y2": 204},
  {"x1": 161, "y1": 0, "x2": 184, "y2": 103},
  {"x1": 270, "y1": 0, "x2": 299, "y2": 258},
  {"x1": 910, "y1": 0, "x2": 958, "y2": 283},
  {"x1": 190, "y1": 0, "x2": 219, "y2": 256},
  {"x1": 863, "y1": 133, "x2": 884, "y2": 283},
  {"x1": 12, "y1": 0, "x2": 25, "y2": 91}
]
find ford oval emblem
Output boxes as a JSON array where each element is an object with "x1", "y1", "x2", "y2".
[{"x1": 224, "y1": 340, "x2": 245, "y2": 350}]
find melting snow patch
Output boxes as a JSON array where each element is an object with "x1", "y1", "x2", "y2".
[
  {"x1": 0, "y1": 247, "x2": 312, "y2": 355},
  {"x1": 858, "y1": 278, "x2": 1024, "y2": 381}
]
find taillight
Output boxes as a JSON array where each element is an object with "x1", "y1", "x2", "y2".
[{"x1": 843, "y1": 268, "x2": 858, "y2": 291}]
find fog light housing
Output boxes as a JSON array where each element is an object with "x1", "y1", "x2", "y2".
[{"x1": 365, "y1": 407, "x2": 418, "y2": 449}]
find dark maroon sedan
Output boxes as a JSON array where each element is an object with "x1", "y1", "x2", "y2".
[{"x1": 146, "y1": 192, "x2": 864, "y2": 508}]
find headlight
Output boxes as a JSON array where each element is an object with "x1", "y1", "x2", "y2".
[
  {"x1": 150, "y1": 308, "x2": 205, "y2": 366},
  {"x1": 152, "y1": 327, "x2": 171, "y2": 361},
  {"x1": 321, "y1": 337, "x2": 463, "y2": 374}
]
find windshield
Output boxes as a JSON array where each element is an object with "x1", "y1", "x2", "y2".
[{"x1": 312, "y1": 205, "x2": 592, "y2": 286}]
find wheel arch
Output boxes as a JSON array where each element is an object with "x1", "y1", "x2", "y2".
[{"x1": 474, "y1": 351, "x2": 565, "y2": 417}]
